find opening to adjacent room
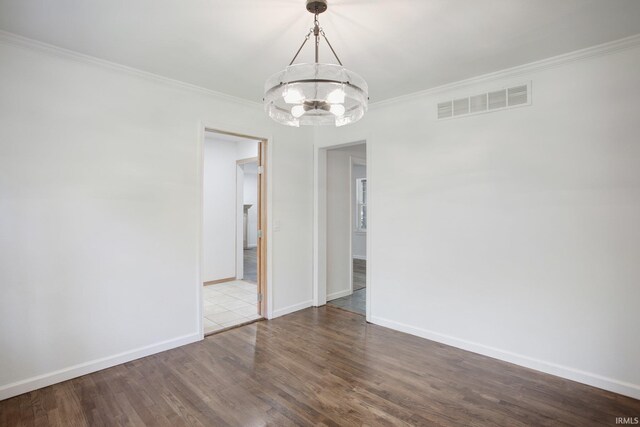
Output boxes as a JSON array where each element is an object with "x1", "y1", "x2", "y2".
[
  {"x1": 324, "y1": 143, "x2": 367, "y2": 316},
  {"x1": 201, "y1": 129, "x2": 267, "y2": 334}
]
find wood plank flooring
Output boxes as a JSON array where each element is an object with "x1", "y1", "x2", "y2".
[{"x1": 1, "y1": 307, "x2": 638, "y2": 426}]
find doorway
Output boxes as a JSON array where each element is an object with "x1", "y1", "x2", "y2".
[
  {"x1": 238, "y1": 159, "x2": 259, "y2": 284},
  {"x1": 201, "y1": 129, "x2": 267, "y2": 334},
  {"x1": 323, "y1": 143, "x2": 367, "y2": 316}
]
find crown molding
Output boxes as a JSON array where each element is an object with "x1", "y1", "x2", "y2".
[
  {"x1": 2, "y1": 29, "x2": 639, "y2": 113},
  {"x1": 0, "y1": 29, "x2": 263, "y2": 109},
  {"x1": 370, "y1": 33, "x2": 640, "y2": 110}
]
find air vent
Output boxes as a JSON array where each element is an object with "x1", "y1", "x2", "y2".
[
  {"x1": 437, "y1": 82, "x2": 531, "y2": 120},
  {"x1": 508, "y1": 85, "x2": 528, "y2": 106},
  {"x1": 438, "y1": 101, "x2": 453, "y2": 119},
  {"x1": 470, "y1": 94, "x2": 487, "y2": 113},
  {"x1": 453, "y1": 98, "x2": 469, "y2": 116},
  {"x1": 488, "y1": 89, "x2": 507, "y2": 110}
]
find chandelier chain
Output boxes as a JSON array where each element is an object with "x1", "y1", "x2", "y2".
[
  {"x1": 314, "y1": 13, "x2": 320, "y2": 63},
  {"x1": 320, "y1": 29, "x2": 343, "y2": 66},
  {"x1": 288, "y1": 12, "x2": 344, "y2": 67},
  {"x1": 288, "y1": 28, "x2": 314, "y2": 66}
]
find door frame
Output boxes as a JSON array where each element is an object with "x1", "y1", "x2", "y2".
[
  {"x1": 349, "y1": 156, "x2": 366, "y2": 296},
  {"x1": 313, "y1": 139, "x2": 372, "y2": 322},
  {"x1": 198, "y1": 124, "x2": 272, "y2": 338}
]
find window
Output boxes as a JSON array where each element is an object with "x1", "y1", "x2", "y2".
[{"x1": 356, "y1": 178, "x2": 367, "y2": 232}]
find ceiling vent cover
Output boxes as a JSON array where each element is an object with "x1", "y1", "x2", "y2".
[{"x1": 437, "y1": 82, "x2": 531, "y2": 120}]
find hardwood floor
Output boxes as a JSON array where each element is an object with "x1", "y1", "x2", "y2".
[{"x1": 1, "y1": 307, "x2": 638, "y2": 426}]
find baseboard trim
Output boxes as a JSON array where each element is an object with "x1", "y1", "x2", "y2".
[
  {"x1": 203, "y1": 277, "x2": 236, "y2": 286},
  {"x1": 352, "y1": 255, "x2": 367, "y2": 261},
  {"x1": 0, "y1": 332, "x2": 201, "y2": 401},
  {"x1": 272, "y1": 300, "x2": 313, "y2": 319},
  {"x1": 327, "y1": 289, "x2": 353, "y2": 301},
  {"x1": 370, "y1": 316, "x2": 640, "y2": 400}
]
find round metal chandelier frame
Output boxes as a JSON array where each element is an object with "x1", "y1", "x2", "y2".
[{"x1": 264, "y1": 0, "x2": 369, "y2": 127}]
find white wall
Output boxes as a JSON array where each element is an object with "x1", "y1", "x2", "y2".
[
  {"x1": 203, "y1": 136, "x2": 237, "y2": 282},
  {"x1": 316, "y1": 39, "x2": 640, "y2": 399},
  {"x1": 0, "y1": 34, "x2": 314, "y2": 400},
  {"x1": 326, "y1": 144, "x2": 366, "y2": 300},
  {"x1": 236, "y1": 140, "x2": 258, "y2": 161},
  {"x1": 352, "y1": 163, "x2": 367, "y2": 260},
  {"x1": 243, "y1": 166, "x2": 258, "y2": 248}
]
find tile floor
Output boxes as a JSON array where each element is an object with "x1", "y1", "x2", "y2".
[
  {"x1": 329, "y1": 288, "x2": 366, "y2": 315},
  {"x1": 243, "y1": 247, "x2": 257, "y2": 283},
  {"x1": 203, "y1": 280, "x2": 260, "y2": 334},
  {"x1": 327, "y1": 258, "x2": 367, "y2": 315}
]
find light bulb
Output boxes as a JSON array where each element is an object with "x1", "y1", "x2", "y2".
[
  {"x1": 326, "y1": 87, "x2": 345, "y2": 104},
  {"x1": 336, "y1": 116, "x2": 350, "y2": 127},
  {"x1": 283, "y1": 86, "x2": 304, "y2": 104},
  {"x1": 330, "y1": 104, "x2": 345, "y2": 116},
  {"x1": 291, "y1": 105, "x2": 306, "y2": 118}
]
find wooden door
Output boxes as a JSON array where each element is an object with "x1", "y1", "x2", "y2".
[{"x1": 257, "y1": 140, "x2": 267, "y2": 316}]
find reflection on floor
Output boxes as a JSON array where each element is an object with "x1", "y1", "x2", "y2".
[
  {"x1": 328, "y1": 258, "x2": 366, "y2": 315},
  {"x1": 329, "y1": 288, "x2": 366, "y2": 315},
  {"x1": 353, "y1": 258, "x2": 366, "y2": 291},
  {"x1": 243, "y1": 247, "x2": 257, "y2": 283},
  {"x1": 203, "y1": 280, "x2": 259, "y2": 334}
]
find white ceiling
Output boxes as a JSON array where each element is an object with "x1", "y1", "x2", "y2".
[{"x1": 1, "y1": 0, "x2": 640, "y2": 103}]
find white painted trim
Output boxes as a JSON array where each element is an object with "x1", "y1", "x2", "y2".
[
  {"x1": 327, "y1": 289, "x2": 353, "y2": 301},
  {"x1": 2, "y1": 29, "x2": 638, "y2": 111},
  {"x1": 0, "y1": 333, "x2": 201, "y2": 401},
  {"x1": 350, "y1": 156, "x2": 367, "y2": 271},
  {"x1": 236, "y1": 165, "x2": 244, "y2": 281},
  {"x1": 262, "y1": 143, "x2": 273, "y2": 319},
  {"x1": 352, "y1": 255, "x2": 367, "y2": 261},
  {"x1": 371, "y1": 33, "x2": 640, "y2": 109},
  {"x1": 264, "y1": 136, "x2": 274, "y2": 320},
  {"x1": 371, "y1": 316, "x2": 640, "y2": 400},
  {"x1": 196, "y1": 124, "x2": 206, "y2": 339},
  {"x1": 348, "y1": 156, "x2": 354, "y2": 296},
  {"x1": 0, "y1": 30, "x2": 261, "y2": 109},
  {"x1": 272, "y1": 300, "x2": 314, "y2": 318},
  {"x1": 365, "y1": 138, "x2": 373, "y2": 323}
]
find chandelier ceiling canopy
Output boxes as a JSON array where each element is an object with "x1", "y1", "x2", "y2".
[{"x1": 264, "y1": 0, "x2": 369, "y2": 127}]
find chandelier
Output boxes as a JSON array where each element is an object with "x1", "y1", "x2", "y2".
[{"x1": 264, "y1": 0, "x2": 368, "y2": 127}]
